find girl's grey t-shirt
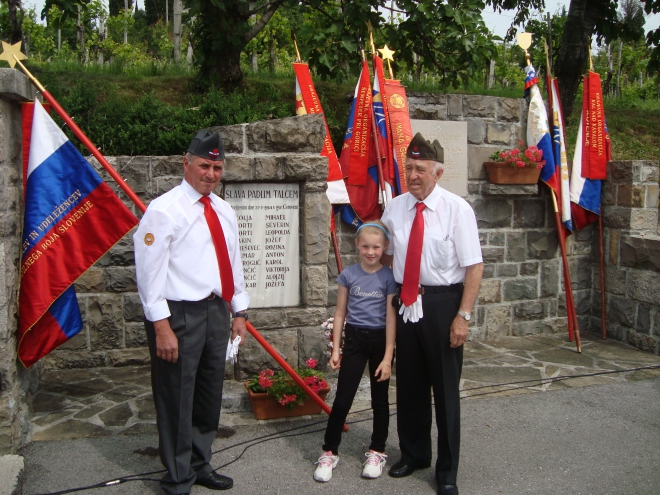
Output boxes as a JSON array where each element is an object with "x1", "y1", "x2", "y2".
[{"x1": 337, "y1": 263, "x2": 397, "y2": 329}]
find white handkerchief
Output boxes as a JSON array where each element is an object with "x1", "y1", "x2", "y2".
[
  {"x1": 399, "y1": 294, "x2": 424, "y2": 323},
  {"x1": 226, "y1": 336, "x2": 241, "y2": 363}
]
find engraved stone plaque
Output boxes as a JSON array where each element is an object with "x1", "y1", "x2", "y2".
[
  {"x1": 411, "y1": 120, "x2": 468, "y2": 197},
  {"x1": 224, "y1": 183, "x2": 300, "y2": 308}
]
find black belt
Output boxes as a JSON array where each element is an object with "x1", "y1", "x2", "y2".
[
  {"x1": 395, "y1": 283, "x2": 463, "y2": 298},
  {"x1": 345, "y1": 322, "x2": 386, "y2": 333}
]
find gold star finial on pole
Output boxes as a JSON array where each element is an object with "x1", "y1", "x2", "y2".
[
  {"x1": 0, "y1": 41, "x2": 27, "y2": 68},
  {"x1": 378, "y1": 45, "x2": 396, "y2": 79}
]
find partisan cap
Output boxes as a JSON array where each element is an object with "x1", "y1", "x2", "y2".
[
  {"x1": 187, "y1": 130, "x2": 225, "y2": 161},
  {"x1": 406, "y1": 132, "x2": 444, "y2": 163}
]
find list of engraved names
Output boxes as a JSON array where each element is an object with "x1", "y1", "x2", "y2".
[{"x1": 224, "y1": 183, "x2": 300, "y2": 308}]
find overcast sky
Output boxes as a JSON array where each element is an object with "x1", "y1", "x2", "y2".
[{"x1": 23, "y1": 0, "x2": 660, "y2": 50}]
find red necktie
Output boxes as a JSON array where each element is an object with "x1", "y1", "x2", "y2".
[
  {"x1": 200, "y1": 196, "x2": 234, "y2": 304},
  {"x1": 401, "y1": 202, "x2": 426, "y2": 307}
]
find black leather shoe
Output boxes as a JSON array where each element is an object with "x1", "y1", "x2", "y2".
[
  {"x1": 195, "y1": 472, "x2": 234, "y2": 490},
  {"x1": 438, "y1": 484, "x2": 459, "y2": 495},
  {"x1": 388, "y1": 460, "x2": 430, "y2": 478}
]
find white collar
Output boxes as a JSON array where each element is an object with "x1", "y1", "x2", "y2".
[
  {"x1": 180, "y1": 179, "x2": 219, "y2": 206},
  {"x1": 405, "y1": 185, "x2": 441, "y2": 212}
]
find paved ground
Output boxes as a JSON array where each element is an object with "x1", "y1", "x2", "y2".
[{"x1": 20, "y1": 332, "x2": 660, "y2": 495}]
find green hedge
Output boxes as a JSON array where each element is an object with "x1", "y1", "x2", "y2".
[{"x1": 38, "y1": 73, "x2": 294, "y2": 156}]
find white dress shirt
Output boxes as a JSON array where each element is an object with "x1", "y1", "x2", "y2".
[
  {"x1": 381, "y1": 185, "x2": 482, "y2": 286},
  {"x1": 134, "y1": 179, "x2": 249, "y2": 322}
]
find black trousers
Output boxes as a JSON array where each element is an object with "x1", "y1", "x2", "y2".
[
  {"x1": 322, "y1": 324, "x2": 390, "y2": 455},
  {"x1": 395, "y1": 287, "x2": 463, "y2": 485},
  {"x1": 145, "y1": 298, "x2": 230, "y2": 495}
]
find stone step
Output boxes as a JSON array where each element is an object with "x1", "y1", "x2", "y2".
[{"x1": 0, "y1": 455, "x2": 24, "y2": 495}]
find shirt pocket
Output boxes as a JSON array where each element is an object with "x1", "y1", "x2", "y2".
[{"x1": 427, "y1": 233, "x2": 455, "y2": 272}]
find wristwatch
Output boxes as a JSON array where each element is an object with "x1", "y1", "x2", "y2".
[
  {"x1": 458, "y1": 310, "x2": 472, "y2": 322},
  {"x1": 233, "y1": 311, "x2": 248, "y2": 321}
]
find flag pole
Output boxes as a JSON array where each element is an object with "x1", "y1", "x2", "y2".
[
  {"x1": 247, "y1": 321, "x2": 348, "y2": 431},
  {"x1": 365, "y1": 36, "x2": 388, "y2": 209},
  {"x1": 15, "y1": 55, "x2": 341, "y2": 421},
  {"x1": 330, "y1": 212, "x2": 343, "y2": 273},
  {"x1": 525, "y1": 37, "x2": 579, "y2": 350},
  {"x1": 13, "y1": 57, "x2": 147, "y2": 214},
  {"x1": 599, "y1": 213, "x2": 606, "y2": 339},
  {"x1": 542, "y1": 41, "x2": 577, "y2": 343},
  {"x1": 588, "y1": 41, "x2": 608, "y2": 339},
  {"x1": 550, "y1": 189, "x2": 582, "y2": 353}
]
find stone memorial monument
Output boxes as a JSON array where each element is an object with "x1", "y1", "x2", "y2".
[
  {"x1": 411, "y1": 120, "x2": 468, "y2": 197},
  {"x1": 224, "y1": 183, "x2": 300, "y2": 308}
]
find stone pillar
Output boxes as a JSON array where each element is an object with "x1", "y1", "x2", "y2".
[
  {"x1": 598, "y1": 160, "x2": 660, "y2": 354},
  {"x1": 0, "y1": 68, "x2": 39, "y2": 453}
]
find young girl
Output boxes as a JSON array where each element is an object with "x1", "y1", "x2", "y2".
[{"x1": 314, "y1": 221, "x2": 396, "y2": 482}]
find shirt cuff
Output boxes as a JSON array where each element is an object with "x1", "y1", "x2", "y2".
[
  {"x1": 230, "y1": 292, "x2": 250, "y2": 314},
  {"x1": 144, "y1": 300, "x2": 171, "y2": 322}
]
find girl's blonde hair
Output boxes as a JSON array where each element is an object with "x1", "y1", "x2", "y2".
[{"x1": 355, "y1": 220, "x2": 389, "y2": 242}]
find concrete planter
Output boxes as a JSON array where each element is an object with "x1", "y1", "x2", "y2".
[
  {"x1": 245, "y1": 383, "x2": 331, "y2": 420},
  {"x1": 483, "y1": 161, "x2": 542, "y2": 185}
]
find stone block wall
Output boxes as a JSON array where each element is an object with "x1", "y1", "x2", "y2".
[
  {"x1": 595, "y1": 161, "x2": 660, "y2": 354},
  {"x1": 44, "y1": 114, "x2": 334, "y2": 379},
  {"x1": 0, "y1": 69, "x2": 39, "y2": 454},
  {"x1": 332, "y1": 94, "x2": 586, "y2": 341}
]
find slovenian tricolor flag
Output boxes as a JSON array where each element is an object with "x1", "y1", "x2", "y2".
[
  {"x1": 18, "y1": 99, "x2": 138, "y2": 368},
  {"x1": 525, "y1": 64, "x2": 555, "y2": 190}
]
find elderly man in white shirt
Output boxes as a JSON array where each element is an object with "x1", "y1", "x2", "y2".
[
  {"x1": 381, "y1": 133, "x2": 483, "y2": 495},
  {"x1": 135, "y1": 130, "x2": 248, "y2": 494}
]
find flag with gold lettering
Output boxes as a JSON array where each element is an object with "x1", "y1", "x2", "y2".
[
  {"x1": 570, "y1": 74, "x2": 611, "y2": 230},
  {"x1": 339, "y1": 60, "x2": 380, "y2": 222},
  {"x1": 580, "y1": 71, "x2": 608, "y2": 180},
  {"x1": 371, "y1": 54, "x2": 394, "y2": 193},
  {"x1": 18, "y1": 99, "x2": 138, "y2": 368},
  {"x1": 382, "y1": 79, "x2": 412, "y2": 194},
  {"x1": 293, "y1": 63, "x2": 349, "y2": 205}
]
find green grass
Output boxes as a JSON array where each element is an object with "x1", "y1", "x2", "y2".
[{"x1": 564, "y1": 96, "x2": 660, "y2": 162}]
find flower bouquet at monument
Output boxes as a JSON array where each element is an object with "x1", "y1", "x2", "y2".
[
  {"x1": 483, "y1": 141, "x2": 546, "y2": 185},
  {"x1": 245, "y1": 358, "x2": 330, "y2": 418}
]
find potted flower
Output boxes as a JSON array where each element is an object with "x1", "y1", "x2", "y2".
[
  {"x1": 483, "y1": 142, "x2": 546, "y2": 184},
  {"x1": 245, "y1": 358, "x2": 330, "y2": 420}
]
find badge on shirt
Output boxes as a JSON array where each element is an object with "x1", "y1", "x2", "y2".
[{"x1": 144, "y1": 233, "x2": 155, "y2": 246}]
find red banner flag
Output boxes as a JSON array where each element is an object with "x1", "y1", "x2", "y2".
[
  {"x1": 339, "y1": 61, "x2": 380, "y2": 221},
  {"x1": 346, "y1": 60, "x2": 373, "y2": 186},
  {"x1": 372, "y1": 55, "x2": 394, "y2": 190},
  {"x1": 292, "y1": 63, "x2": 343, "y2": 183},
  {"x1": 383, "y1": 79, "x2": 412, "y2": 194},
  {"x1": 581, "y1": 72, "x2": 608, "y2": 180}
]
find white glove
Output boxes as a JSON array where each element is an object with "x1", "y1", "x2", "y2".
[
  {"x1": 399, "y1": 294, "x2": 424, "y2": 323},
  {"x1": 225, "y1": 335, "x2": 241, "y2": 363}
]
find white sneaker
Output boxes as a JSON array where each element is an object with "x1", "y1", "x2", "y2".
[
  {"x1": 362, "y1": 450, "x2": 387, "y2": 478},
  {"x1": 314, "y1": 451, "x2": 339, "y2": 482}
]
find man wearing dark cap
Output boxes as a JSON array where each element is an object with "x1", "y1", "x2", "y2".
[
  {"x1": 135, "y1": 130, "x2": 249, "y2": 493},
  {"x1": 381, "y1": 133, "x2": 483, "y2": 495}
]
